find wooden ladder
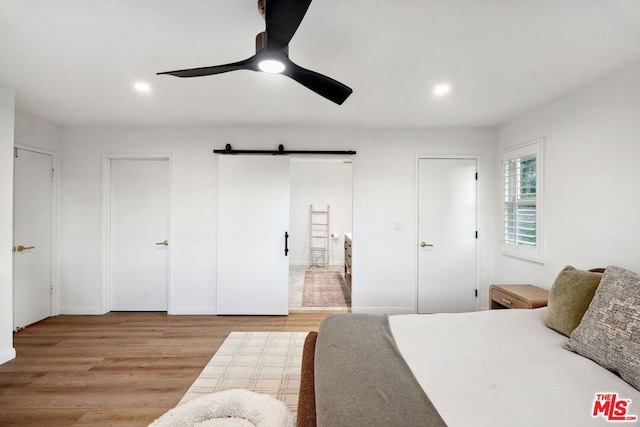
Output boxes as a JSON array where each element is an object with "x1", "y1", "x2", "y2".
[{"x1": 309, "y1": 205, "x2": 330, "y2": 269}]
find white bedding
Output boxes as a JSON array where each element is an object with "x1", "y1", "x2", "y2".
[{"x1": 389, "y1": 308, "x2": 640, "y2": 427}]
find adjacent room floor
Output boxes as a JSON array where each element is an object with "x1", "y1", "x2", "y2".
[{"x1": 289, "y1": 265, "x2": 351, "y2": 311}]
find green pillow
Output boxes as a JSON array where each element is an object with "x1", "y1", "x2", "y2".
[{"x1": 543, "y1": 266, "x2": 602, "y2": 336}]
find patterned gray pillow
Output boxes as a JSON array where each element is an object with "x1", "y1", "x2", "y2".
[{"x1": 563, "y1": 266, "x2": 640, "y2": 390}]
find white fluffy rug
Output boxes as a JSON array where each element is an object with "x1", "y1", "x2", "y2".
[{"x1": 149, "y1": 389, "x2": 295, "y2": 427}]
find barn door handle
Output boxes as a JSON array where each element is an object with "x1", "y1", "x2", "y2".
[{"x1": 284, "y1": 232, "x2": 289, "y2": 256}]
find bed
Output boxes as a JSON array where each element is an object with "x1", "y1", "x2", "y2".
[{"x1": 297, "y1": 266, "x2": 640, "y2": 426}]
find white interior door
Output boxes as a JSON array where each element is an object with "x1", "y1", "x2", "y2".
[
  {"x1": 217, "y1": 156, "x2": 290, "y2": 315},
  {"x1": 13, "y1": 148, "x2": 53, "y2": 329},
  {"x1": 418, "y1": 158, "x2": 477, "y2": 313},
  {"x1": 110, "y1": 159, "x2": 169, "y2": 311}
]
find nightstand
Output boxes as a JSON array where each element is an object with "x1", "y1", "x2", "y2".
[{"x1": 489, "y1": 284, "x2": 549, "y2": 310}]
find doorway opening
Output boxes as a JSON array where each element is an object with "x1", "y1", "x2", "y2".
[{"x1": 288, "y1": 158, "x2": 353, "y2": 311}]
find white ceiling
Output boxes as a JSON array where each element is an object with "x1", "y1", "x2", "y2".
[{"x1": 2, "y1": 0, "x2": 640, "y2": 128}]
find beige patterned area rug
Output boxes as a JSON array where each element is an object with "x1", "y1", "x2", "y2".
[
  {"x1": 302, "y1": 270, "x2": 351, "y2": 308},
  {"x1": 179, "y1": 332, "x2": 308, "y2": 413}
]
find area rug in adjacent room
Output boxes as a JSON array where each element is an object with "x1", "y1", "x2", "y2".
[
  {"x1": 179, "y1": 332, "x2": 308, "y2": 413},
  {"x1": 302, "y1": 270, "x2": 351, "y2": 308}
]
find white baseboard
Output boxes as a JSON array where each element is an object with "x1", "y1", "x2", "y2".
[
  {"x1": 59, "y1": 307, "x2": 104, "y2": 315},
  {"x1": 60, "y1": 307, "x2": 218, "y2": 315},
  {"x1": 350, "y1": 306, "x2": 416, "y2": 315},
  {"x1": 0, "y1": 347, "x2": 16, "y2": 365},
  {"x1": 169, "y1": 307, "x2": 217, "y2": 315}
]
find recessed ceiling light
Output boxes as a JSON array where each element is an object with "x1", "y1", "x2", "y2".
[
  {"x1": 258, "y1": 60, "x2": 285, "y2": 74},
  {"x1": 433, "y1": 83, "x2": 451, "y2": 96},
  {"x1": 134, "y1": 82, "x2": 151, "y2": 93}
]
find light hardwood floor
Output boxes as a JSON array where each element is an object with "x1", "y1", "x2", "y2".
[{"x1": 0, "y1": 312, "x2": 335, "y2": 427}]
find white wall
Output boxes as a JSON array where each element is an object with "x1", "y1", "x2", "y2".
[
  {"x1": 60, "y1": 127, "x2": 219, "y2": 315},
  {"x1": 351, "y1": 131, "x2": 497, "y2": 312},
  {"x1": 495, "y1": 60, "x2": 640, "y2": 288},
  {"x1": 61, "y1": 127, "x2": 496, "y2": 315},
  {"x1": 0, "y1": 87, "x2": 16, "y2": 364},
  {"x1": 289, "y1": 158, "x2": 352, "y2": 267},
  {"x1": 15, "y1": 112, "x2": 63, "y2": 153}
]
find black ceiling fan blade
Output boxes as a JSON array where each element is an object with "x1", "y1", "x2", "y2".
[
  {"x1": 283, "y1": 60, "x2": 353, "y2": 105},
  {"x1": 157, "y1": 56, "x2": 258, "y2": 78},
  {"x1": 265, "y1": 0, "x2": 313, "y2": 51}
]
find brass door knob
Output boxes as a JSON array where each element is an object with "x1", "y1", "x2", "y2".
[
  {"x1": 420, "y1": 242, "x2": 434, "y2": 248},
  {"x1": 155, "y1": 240, "x2": 168, "y2": 246},
  {"x1": 13, "y1": 245, "x2": 35, "y2": 253}
]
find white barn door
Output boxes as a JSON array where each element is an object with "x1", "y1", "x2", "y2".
[
  {"x1": 418, "y1": 158, "x2": 477, "y2": 313},
  {"x1": 217, "y1": 156, "x2": 290, "y2": 315}
]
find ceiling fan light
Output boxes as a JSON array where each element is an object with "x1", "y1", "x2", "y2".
[
  {"x1": 433, "y1": 83, "x2": 452, "y2": 96},
  {"x1": 133, "y1": 82, "x2": 151, "y2": 93},
  {"x1": 258, "y1": 60, "x2": 285, "y2": 74}
]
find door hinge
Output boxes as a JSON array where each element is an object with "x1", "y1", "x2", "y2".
[
  {"x1": 475, "y1": 172, "x2": 478, "y2": 180},
  {"x1": 50, "y1": 284, "x2": 53, "y2": 295},
  {"x1": 51, "y1": 168, "x2": 55, "y2": 178},
  {"x1": 14, "y1": 147, "x2": 18, "y2": 158},
  {"x1": 475, "y1": 231, "x2": 478, "y2": 239},
  {"x1": 475, "y1": 289, "x2": 478, "y2": 298}
]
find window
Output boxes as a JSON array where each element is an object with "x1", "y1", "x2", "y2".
[{"x1": 502, "y1": 139, "x2": 543, "y2": 262}]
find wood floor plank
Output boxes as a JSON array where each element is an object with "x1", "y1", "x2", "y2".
[
  {"x1": 0, "y1": 312, "x2": 334, "y2": 427},
  {"x1": 0, "y1": 408, "x2": 87, "y2": 427}
]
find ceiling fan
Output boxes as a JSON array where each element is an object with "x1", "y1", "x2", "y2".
[{"x1": 157, "y1": 0, "x2": 353, "y2": 105}]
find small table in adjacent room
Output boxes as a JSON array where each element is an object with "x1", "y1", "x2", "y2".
[{"x1": 489, "y1": 284, "x2": 549, "y2": 310}]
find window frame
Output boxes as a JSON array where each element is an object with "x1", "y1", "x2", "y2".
[{"x1": 501, "y1": 139, "x2": 544, "y2": 263}]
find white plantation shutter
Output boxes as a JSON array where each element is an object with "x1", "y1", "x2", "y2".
[
  {"x1": 504, "y1": 154, "x2": 536, "y2": 246},
  {"x1": 502, "y1": 140, "x2": 543, "y2": 262}
]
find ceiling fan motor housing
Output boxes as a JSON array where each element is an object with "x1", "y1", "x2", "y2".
[{"x1": 256, "y1": 31, "x2": 289, "y2": 55}]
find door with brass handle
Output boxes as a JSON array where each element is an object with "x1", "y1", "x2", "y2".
[
  {"x1": 155, "y1": 240, "x2": 168, "y2": 246},
  {"x1": 14, "y1": 147, "x2": 54, "y2": 329},
  {"x1": 420, "y1": 242, "x2": 434, "y2": 248}
]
